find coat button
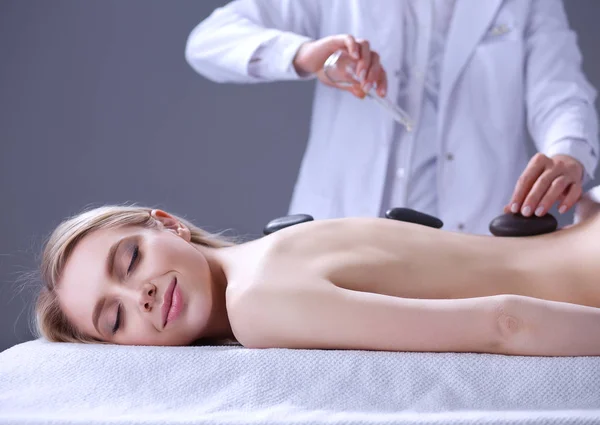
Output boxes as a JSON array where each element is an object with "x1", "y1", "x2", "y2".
[
  {"x1": 490, "y1": 24, "x2": 510, "y2": 36},
  {"x1": 445, "y1": 152, "x2": 454, "y2": 161}
]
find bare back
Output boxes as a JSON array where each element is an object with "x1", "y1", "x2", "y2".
[
  {"x1": 222, "y1": 214, "x2": 600, "y2": 355},
  {"x1": 241, "y1": 215, "x2": 600, "y2": 307}
]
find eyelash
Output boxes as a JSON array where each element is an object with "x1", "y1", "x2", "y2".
[
  {"x1": 112, "y1": 304, "x2": 121, "y2": 334},
  {"x1": 127, "y1": 245, "x2": 140, "y2": 274},
  {"x1": 113, "y1": 244, "x2": 140, "y2": 334}
]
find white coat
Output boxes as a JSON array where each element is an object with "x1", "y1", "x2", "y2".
[{"x1": 185, "y1": 0, "x2": 599, "y2": 234}]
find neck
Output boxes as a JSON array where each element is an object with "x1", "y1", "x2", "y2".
[{"x1": 193, "y1": 245, "x2": 235, "y2": 341}]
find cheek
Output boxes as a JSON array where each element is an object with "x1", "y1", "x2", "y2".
[
  {"x1": 148, "y1": 236, "x2": 200, "y2": 269},
  {"x1": 157, "y1": 239, "x2": 211, "y2": 284},
  {"x1": 119, "y1": 322, "x2": 158, "y2": 345}
]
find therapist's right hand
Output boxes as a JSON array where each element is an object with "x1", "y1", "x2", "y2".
[{"x1": 293, "y1": 35, "x2": 387, "y2": 99}]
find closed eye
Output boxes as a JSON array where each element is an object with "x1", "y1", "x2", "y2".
[
  {"x1": 127, "y1": 245, "x2": 140, "y2": 274},
  {"x1": 112, "y1": 304, "x2": 122, "y2": 334}
]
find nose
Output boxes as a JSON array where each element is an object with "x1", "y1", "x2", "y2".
[{"x1": 139, "y1": 283, "x2": 157, "y2": 312}]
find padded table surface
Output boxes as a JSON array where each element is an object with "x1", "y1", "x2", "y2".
[{"x1": 1, "y1": 339, "x2": 600, "y2": 424}]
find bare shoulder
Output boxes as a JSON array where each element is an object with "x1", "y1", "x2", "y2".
[
  {"x1": 225, "y1": 273, "x2": 335, "y2": 348},
  {"x1": 223, "y1": 231, "x2": 337, "y2": 346}
]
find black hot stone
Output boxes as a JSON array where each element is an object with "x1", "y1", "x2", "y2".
[
  {"x1": 263, "y1": 214, "x2": 314, "y2": 235},
  {"x1": 489, "y1": 212, "x2": 558, "y2": 237}
]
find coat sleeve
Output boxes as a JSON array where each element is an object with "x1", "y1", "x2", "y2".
[
  {"x1": 525, "y1": 0, "x2": 599, "y2": 180},
  {"x1": 184, "y1": 0, "x2": 321, "y2": 84}
]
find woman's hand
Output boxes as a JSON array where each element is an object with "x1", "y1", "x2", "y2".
[
  {"x1": 505, "y1": 153, "x2": 584, "y2": 217},
  {"x1": 293, "y1": 34, "x2": 387, "y2": 99}
]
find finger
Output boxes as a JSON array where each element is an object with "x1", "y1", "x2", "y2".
[
  {"x1": 521, "y1": 167, "x2": 563, "y2": 216},
  {"x1": 342, "y1": 35, "x2": 360, "y2": 60},
  {"x1": 555, "y1": 184, "x2": 570, "y2": 212},
  {"x1": 376, "y1": 67, "x2": 388, "y2": 97},
  {"x1": 509, "y1": 154, "x2": 551, "y2": 214},
  {"x1": 317, "y1": 67, "x2": 366, "y2": 98},
  {"x1": 364, "y1": 52, "x2": 387, "y2": 96},
  {"x1": 534, "y1": 176, "x2": 569, "y2": 216},
  {"x1": 558, "y1": 183, "x2": 583, "y2": 214},
  {"x1": 355, "y1": 40, "x2": 372, "y2": 83},
  {"x1": 317, "y1": 71, "x2": 361, "y2": 98},
  {"x1": 348, "y1": 84, "x2": 367, "y2": 99},
  {"x1": 551, "y1": 158, "x2": 583, "y2": 211},
  {"x1": 363, "y1": 57, "x2": 382, "y2": 94}
]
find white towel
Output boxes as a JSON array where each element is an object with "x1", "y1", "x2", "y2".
[{"x1": 1, "y1": 339, "x2": 600, "y2": 424}]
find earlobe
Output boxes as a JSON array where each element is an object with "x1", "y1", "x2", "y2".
[{"x1": 176, "y1": 225, "x2": 192, "y2": 242}]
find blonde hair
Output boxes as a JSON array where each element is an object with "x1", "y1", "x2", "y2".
[{"x1": 36, "y1": 205, "x2": 234, "y2": 343}]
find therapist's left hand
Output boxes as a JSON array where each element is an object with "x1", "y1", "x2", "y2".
[{"x1": 505, "y1": 153, "x2": 584, "y2": 217}]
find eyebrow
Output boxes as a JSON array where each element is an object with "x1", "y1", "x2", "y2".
[{"x1": 92, "y1": 296, "x2": 107, "y2": 337}]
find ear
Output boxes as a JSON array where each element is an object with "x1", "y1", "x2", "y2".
[{"x1": 150, "y1": 209, "x2": 191, "y2": 242}]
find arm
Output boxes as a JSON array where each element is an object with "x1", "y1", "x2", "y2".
[
  {"x1": 500, "y1": 294, "x2": 600, "y2": 356},
  {"x1": 184, "y1": 0, "x2": 320, "y2": 84},
  {"x1": 241, "y1": 282, "x2": 502, "y2": 353},
  {"x1": 525, "y1": 0, "x2": 599, "y2": 180},
  {"x1": 242, "y1": 284, "x2": 600, "y2": 356}
]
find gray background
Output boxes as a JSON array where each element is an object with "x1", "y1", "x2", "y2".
[{"x1": 1, "y1": 0, "x2": 599, "y2": 352}]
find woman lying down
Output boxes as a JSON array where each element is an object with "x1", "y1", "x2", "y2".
[{"x1": 36, "y1": 191, "x2": 600, "y2": 356}]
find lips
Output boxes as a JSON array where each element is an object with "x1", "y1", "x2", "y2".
[{"x1": 162, "y1": 277, "x2": 177, "y2": 328}]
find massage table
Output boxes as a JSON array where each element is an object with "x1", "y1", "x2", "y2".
[{"x1": 1, "y1": 338, "x2": 600, "y2": 424}]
